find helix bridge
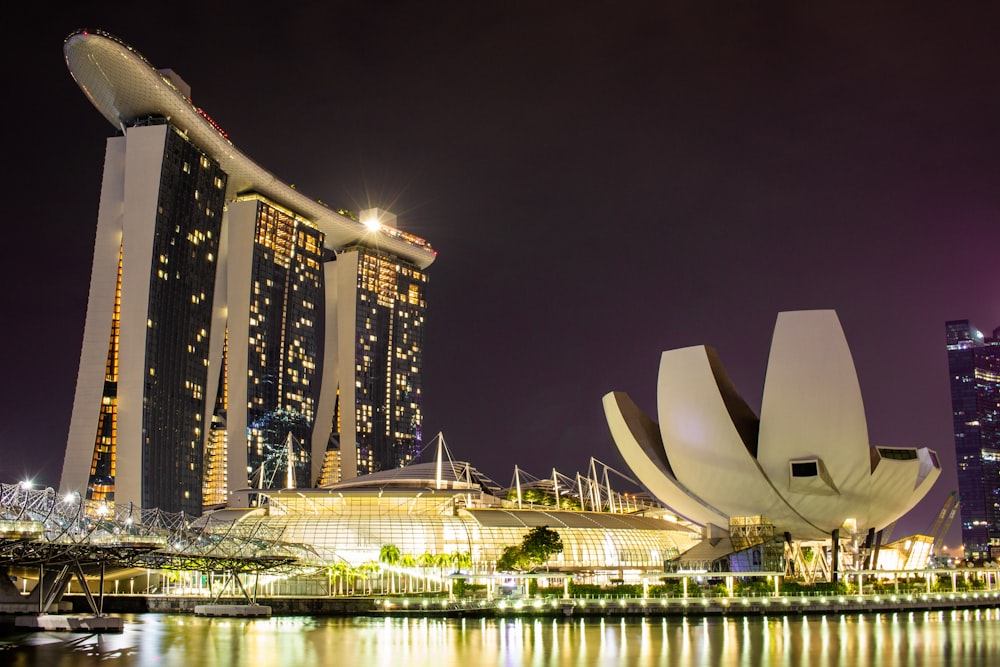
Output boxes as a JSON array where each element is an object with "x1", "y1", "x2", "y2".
[{"x1": 0, "y1": 481, "x2": 317, "y2": 616}]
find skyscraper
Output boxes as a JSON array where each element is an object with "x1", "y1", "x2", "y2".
[
  {"x1": 945, "y1": 320, "x2": 1000, "y2": 562},
  {"x1": 60, "y1": 30, "x2": 435, "y2": 515}
]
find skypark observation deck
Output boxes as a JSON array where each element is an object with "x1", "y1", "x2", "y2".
[{"x1": 64, "y1": 28, "x2": 436, "y2": 269}]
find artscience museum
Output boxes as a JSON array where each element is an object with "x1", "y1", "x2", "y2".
[{"x1": 603, "y1": 310, "x2": 941, "y2": 573}]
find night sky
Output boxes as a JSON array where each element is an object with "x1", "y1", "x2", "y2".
[{"x1": 7, "y1": 4, "x2": 1000, "y2": 551}]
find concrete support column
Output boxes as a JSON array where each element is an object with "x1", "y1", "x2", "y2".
[{"x1": 831, "y1": 529, "x2": 840, "y2": 583}]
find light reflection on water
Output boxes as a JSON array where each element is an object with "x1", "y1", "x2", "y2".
[{"x1": 0, "y1": 608, "x2": 999, "y2": 666}]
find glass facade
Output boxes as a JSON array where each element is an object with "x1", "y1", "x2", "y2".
[
  {"x1": 204, "y1": 329, "x2": 229, "y2": 508},
  {"x1": 86, "y1": 247, "x2": 123, "y2": 504},
  {"x1": 64, "y1": 34, "x2": 437, "y2": 518},
  {"x1": 348, "y1": 248, "x2": 428, "y2": 476},
  {"x1": 141, "y1": 131, "x2": 226, "y2": 515},
  {"x1": 242, "y1": 488, "x2": 698, "y2": 574},
  {"x1": 945, "y1": 319, "x2": 1000, "y2": 562},
  {"x1": 242, "y1": 199, "x2": 325, "y2": 490}
]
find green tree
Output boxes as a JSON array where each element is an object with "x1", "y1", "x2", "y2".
[
  {"x1": 379, "y1": 544, "x2": 401, "y2": 593},
  {"x1": 329, "y1": 561, "x2": 350, "y2": 596},
  {"x1": 521, "y1": 525, "x2": 563, "y2": 570},
  {"x1": 497, "y1": 545, "x2": 528, "y2": 572},
  {"x1": 358, "y1": 561, "x2": 380, "y2": 595},
  {"x1": 451, "y1": 550, "x2": 472, "y2": 573},
  {"x1": 399, "y1": 553, "x2": 417, "y2": 592},
  {"x1": 435, "y1": 552, "x2": 453, "y2": 581},
  {"x1": 496, "y1": 526, "x2": 564, "y2": 572},
  {"x1": 418, "y1": 552, "x2": 436, "y2": 592}
]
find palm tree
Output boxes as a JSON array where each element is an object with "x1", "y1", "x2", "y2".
[
  {"x1": 452, "y1": 550, "x2": 472, "y2": 573},
  {"x1": 447, "y1": 550, "x2": 473, "y2": 599},
  {"x1": 399, "y1": 553, "x2": 417, "y2": 593},
  {"x1": 379, "y1": 544, "x2": 402, "y2": 594},
  {"x1": 434, "y1": 552, "x2": 452, "y2": 592},
  {"x1": 358, "y1": 560, "x2": 380, "y2": 595},
  {"x1": 329, "y1": 561, "x2": 350, "y2": 596},
  {"x1": 418, "y1": 552, "x2": 436, "y2": 592}
]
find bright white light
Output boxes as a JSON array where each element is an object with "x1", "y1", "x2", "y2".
[
  {"x1": 361, "y1": 215, "x2": 381, "y2": 231},
  {"x1": 19, "y1": 480, "x2": 32, "y2": 491}
]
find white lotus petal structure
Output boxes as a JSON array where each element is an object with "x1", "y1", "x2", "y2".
[{"x1": 603, "y1": 310, "x2": 941, "y2": 541}]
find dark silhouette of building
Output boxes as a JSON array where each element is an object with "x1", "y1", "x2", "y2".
[{"x1": 945, "y1": 320, "x2": 1000, "y2": 562}]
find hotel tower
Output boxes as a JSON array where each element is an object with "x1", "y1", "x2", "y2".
[
  {"x1": 60, "y1": 30, "x2": 436, "y2": 515},
  {"x1": 945, "y1": 320, "x2": 1000, "y2": 563}
]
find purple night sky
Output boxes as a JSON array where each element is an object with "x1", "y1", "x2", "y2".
[{"x1": 6, "y1": 3, "x2": 1000, "y2": 551}]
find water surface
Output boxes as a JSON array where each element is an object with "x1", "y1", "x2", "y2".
[{"x1": 1, "y1": 609, "x2": 998, "y2": 666}]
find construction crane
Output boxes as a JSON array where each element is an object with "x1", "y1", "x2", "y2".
[
  {"x1": 929, "y1": 491, "x2": 960, "y2": 559},
  {"x1": 926, "y1": 492, "x2": 957, "y2": 543},
  {"x1": 880, "y1": 520, "x2": 897, "y2": 544},
  {"x1": 897, "y1": 491, "x2": 958, "y2": 569}
]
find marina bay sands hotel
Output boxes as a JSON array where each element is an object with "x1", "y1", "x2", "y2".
[{"x1": 60, "y1": 30, "x2": 436, "y2": 515}]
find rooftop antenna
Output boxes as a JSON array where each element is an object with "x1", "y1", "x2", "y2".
[
  {"x1": 604, "y1": 464, "x2": 616, "y2": 513},
  {"x1": 588, "y1": 458, "x2": 601, "y2": 511},
  {"x1": 435, "y1": 433, "x2": 443, "y2": 490},
  {"x1": 552, "y1": 468, "x2": 561, "y2": 509}
]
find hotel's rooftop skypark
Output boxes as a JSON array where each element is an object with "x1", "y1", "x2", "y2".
[
  {"x1": 62, "y1": 28, "x2": 434, "y2": 515},
  {"x1": 63, "y1": 28, "x2": 436, "y2": 269}
]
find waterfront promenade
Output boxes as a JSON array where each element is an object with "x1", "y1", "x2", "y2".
[{"x1": 54, "y1": 586, "x2": 1000, "y2": 619}]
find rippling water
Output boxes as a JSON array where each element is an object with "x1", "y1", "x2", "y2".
[{"x1": 2, "y1": 609, "x2": 999, "y2": 666}]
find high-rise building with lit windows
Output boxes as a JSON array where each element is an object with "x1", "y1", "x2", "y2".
[
  {"x1": 330, "y1": 239, "x2": 428, "y2": 478},
  {"x1": 60, "y1": 29, "x2": 435, "y2": 515},
  {"x1": 945, "y1": 320, "x2": 1000, "y2": 562}
]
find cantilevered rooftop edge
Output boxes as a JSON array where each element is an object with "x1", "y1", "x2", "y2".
[{"x1": 63, "y1": 28, "x2": 436, "y2": 269}]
